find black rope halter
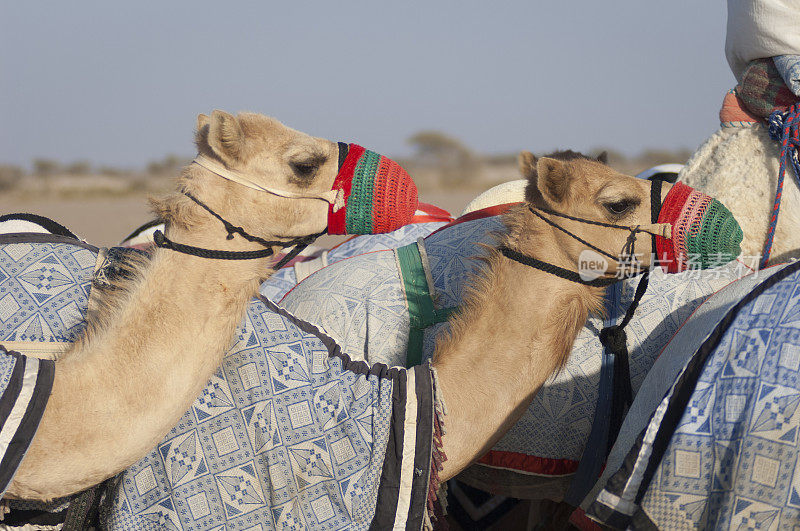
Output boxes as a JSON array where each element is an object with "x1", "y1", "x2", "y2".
[{"x1": 153, "y1": 191, "x2": 325, "y2": 263}]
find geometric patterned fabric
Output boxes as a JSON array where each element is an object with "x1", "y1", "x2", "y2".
[
  {"x1": 0, "y1": 236, "x2": 96, "y2": 343},
  {"x1": 104, "y1": 293, "x2": 434, "y2": 530},
  {"x1": 586, "y1": 262, "x2": 800, "y2": 529},
  {"x1": 0, "y1": 235, "x2": 90, "y2": 499},
  {"x1": 0, "y1": 233, "x2": 435, "y2": 529},
  {"x1": 259, "y1": 221, "x2": 446, "y2": 304},
  {"x1": 277, "y1": 214, "x2": 749, "y2": 500}
]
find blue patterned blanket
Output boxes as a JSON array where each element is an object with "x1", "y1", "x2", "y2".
[
  {"x1": 586, "y1": 261, "x2": 800, "y2": 529},
  {"x1": 0, "y1": 233, "x2": 436, "y2": 530},
  {"x1": 260, "y1": 221, "x2": 446, "y2": 303},
  {"x1": 107, "y1": 299, "x2": 434, "y2": 531},
  {"x1": 0, "y1": 233, "x2": 90, "y2": 499},
  {"x1": 272, "y1": 215, "x2": 749, "y2": 499}
]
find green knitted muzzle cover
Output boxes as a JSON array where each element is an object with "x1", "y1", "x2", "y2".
[{"x1": 686, "y1": 198, "x2": 744, "y2": 269}]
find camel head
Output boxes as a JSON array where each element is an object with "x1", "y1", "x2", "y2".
[
  {"x1": 154, "y1": 110, "x2": 418, "y2": 242},
  {"x1": 510, "y1": 150, "x2": 743, "y2": 279}
]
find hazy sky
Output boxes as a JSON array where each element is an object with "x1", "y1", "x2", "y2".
[{"x1": 1, "y1": 1, "x2": 733, "y2": 169}]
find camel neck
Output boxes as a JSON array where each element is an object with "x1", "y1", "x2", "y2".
[{"x1": 432, "y1": 225, "x2": 604, "y2": 479}]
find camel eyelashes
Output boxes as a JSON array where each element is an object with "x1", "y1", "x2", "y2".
[
  {"x1": 603, "y1": 198, "x2": 638, "y2": 216},
  {"x1": 290, "y1": 161, "x2": 320, "y2": 178}
]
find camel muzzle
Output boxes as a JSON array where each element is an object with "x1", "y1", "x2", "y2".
[
  {"x1": 328, "y1": 143, "x2": 419, "y2": 235},
  {"x1": 655, "y1": 181, "x2": 743, "y2": 273}
]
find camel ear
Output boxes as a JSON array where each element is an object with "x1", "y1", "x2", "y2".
[
  {"x1": 207, "y1": 110, "x2": 244, "y2": 163},
  {"x1": 596, "y1": 151, "x2": 608, "y2": 164},
  {"x1": 519, "y1": 151, "x2": 544, "y2": 204},
  {"x1": 194, "y1": 114, "x2": 210, "y2": 145},
  {"x1": 536, "y1": 157, "x2": 571, "y2": 204},
  {"x1": 518, "y1": 151, "x2": 537, "y2": 179},
  {"x1": 196, "y1": 113, "x2": 210, "y2": 131}
]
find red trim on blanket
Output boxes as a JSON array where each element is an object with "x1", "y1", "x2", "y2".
[
  {"x1": 416, "y1": 202, "x2": 453, "y2": 222},
  {"x1": 428, "y1": 203, "x2": 520, "y2": 237},
  {"x1": 476, "y1": 450, "x2": 579, "y2": 475}
]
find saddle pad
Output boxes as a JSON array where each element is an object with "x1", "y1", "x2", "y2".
[
  {"x1": 0, "y1": 234, "x2": 98, "y2": 498},
  {"x1": 587, "y1": 262, "x2": 800, "y2": 529},
  {"x1": 0, "y1": 347, "x2": 53, "y2": 498},
  {"x1": 260, "y1": 221, "x2": 446, "y2": 303},
  {"x1": 0, "y1": 234, "x2": 97, "y2": 344},
  {"x1": 278, "y1": 215, "x2": 748, "y2": 498},
  {"x1": 105, "y1": 297, "x2": 434, "y2": 531}
]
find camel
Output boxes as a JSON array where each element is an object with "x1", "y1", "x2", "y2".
[
  {"x1": 3, "y1": 109, "x2": 416, "y2": 500},
  {"x1": 679, "y1": 123, "x2": 800, "y2": 264},
  {"x1": 271, "y1": 153, "x2": 742, "y2": 488},
  {"x1": 424, "y1": 151, "x2": 676, "y2": 481}
]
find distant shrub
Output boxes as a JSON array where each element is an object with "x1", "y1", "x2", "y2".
[
  {"x1": 32, "y1": 158, "x2": 61, "y2": 177},
  {"x1": 66, "y1": 160, "x2": 91, "y2": 175},
  {"x1": 0, "y1": 165, "x2": 24, "y2": 191}
]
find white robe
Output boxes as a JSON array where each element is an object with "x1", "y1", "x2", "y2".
[{"x1": 726, "y1": 0, "x2": 800, "y2": 81}]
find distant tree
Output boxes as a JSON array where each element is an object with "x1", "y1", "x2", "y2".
[
  {"x1": 66, "y1": 160, "x2": 91, "y2": 175},
  {"x1": 639, "y1": 148, "x2": 693, "y2": 167},
  {"x1": 408, "y1": 131, "x2": 473, "y2": 165},
  {"x1": 146, "y1": 154, "x2": 190, "y2": 175},
  {"x1": 0, "y1": 165, "x2": 24, "y2": 191},
  {"x1": 483, "y1": 153, "x2": 518, "y2": 166},
  {"x1": 32, "y1": 158, "x2": 61, "y2": 177},
  {"x1": 98, "y1": 166, "x2": 124, "y2": 177},
  {"x1": 407, "y1": 130, "x2": 478, "y2": 186}
]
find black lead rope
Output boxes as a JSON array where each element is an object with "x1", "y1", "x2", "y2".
[
  {"x1": 599, "y1": 178, "x2": 663, "y2": 453},
  {"x1": 153, "y1": 191, "x2": 325, "y2": 261},
  {"x1": 600, "y1": 270, "x2": 650, "y2": 452}
]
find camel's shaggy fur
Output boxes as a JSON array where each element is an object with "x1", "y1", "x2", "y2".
[{"x1": 680, "y1": 125, "x2": 800, "y2": 264}]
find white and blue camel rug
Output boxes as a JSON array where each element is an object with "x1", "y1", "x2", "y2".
[
  {"x1": 0, "y1": 231, "x2": 438, "y2": 530},
  {"x1": 585, "y1": 261, "x2": 800, "y2": 529},
  {"x1": 260, "y1": 221, "x2": 446, "y2": 304}
]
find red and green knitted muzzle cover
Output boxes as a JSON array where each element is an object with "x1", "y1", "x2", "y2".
[
  {"x1": 655, "y1": 181, "x2": 743, "y2": 273},
  {"x1": 328, "y1": 143, "x2": 419, "y2": 235}
]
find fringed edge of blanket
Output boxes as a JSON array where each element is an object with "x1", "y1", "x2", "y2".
[{"x1": 424, "y1": 365, "x2": 449, "y2": 530}]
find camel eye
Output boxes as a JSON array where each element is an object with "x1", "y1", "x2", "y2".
[
  {"x1": 291, "y1": 161, "x2": 318, "y2": 178},
  {"x1": 604, "y1": 199, "x2": 634, "y2": 216}
]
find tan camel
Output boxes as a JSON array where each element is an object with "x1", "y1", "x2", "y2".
[
  {"x1": 431, "y1": 151, "x2": 669, "y2": 480},
  {"x1": 6, "y1": 110, "x2": 348, "y2": 499}
]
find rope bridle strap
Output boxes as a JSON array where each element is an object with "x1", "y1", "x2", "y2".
[
  {"x1": 497, "y1": 246, "x2": 640, "y2": 287},
  {"x1": 153, "y1": 191, "x2": 325, "y2": 261},
  {"x1": 500, "y1": 178, "x2": 666, "y2": 287}
]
